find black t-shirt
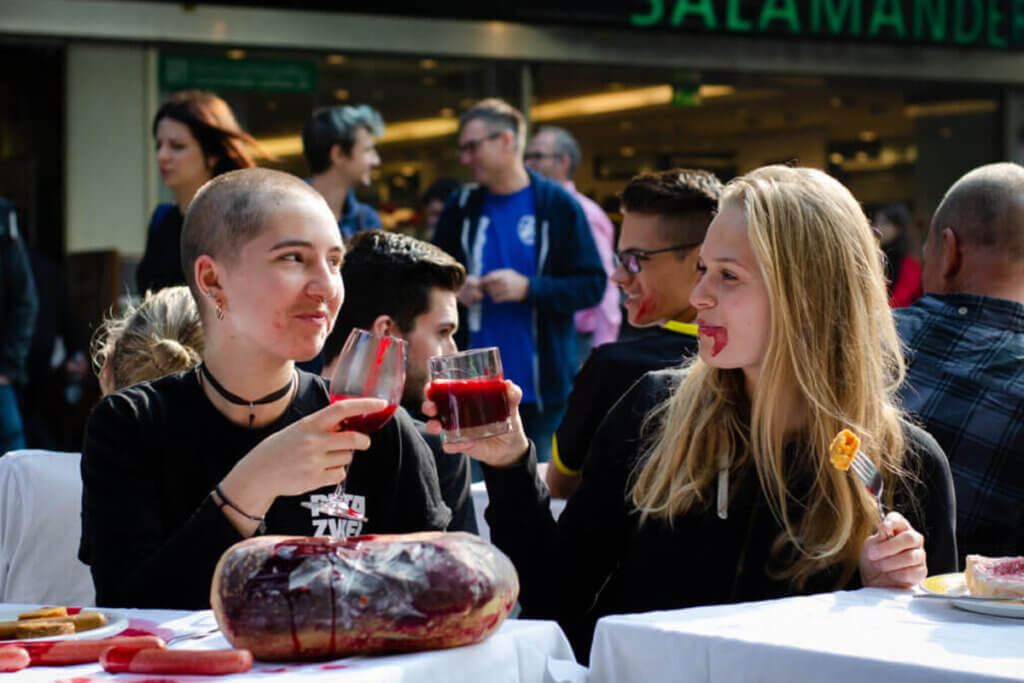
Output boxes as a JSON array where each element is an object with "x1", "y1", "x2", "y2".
[
  {"x1": 485, "y1": 369, "x2": 958, "y2": 662},
  {"x1": 136, "y1": 204, "x2": 185, "y2": 294},
  {"x1": 412, "y1": 416, "x2": 478, "y2": 535},
  {"x1": 553, "y1": 323, "x2": 699, "y2": 474},
  {"x1": 79, "y1": 369, "x2": 450, "y2": 610}
]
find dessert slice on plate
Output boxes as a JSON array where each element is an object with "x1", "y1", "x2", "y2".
[{"x1": 965, "y1": 555, "x2": 1024, "y2": 599}]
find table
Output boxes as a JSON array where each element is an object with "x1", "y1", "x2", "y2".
[
  {"x1": 4, "y1": 603, "x2": 585, "y2": 682},
  {"x1": 588, "y1": 587, "x2": 1024, "y2": 683}
]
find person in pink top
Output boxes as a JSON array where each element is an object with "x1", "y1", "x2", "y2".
[{"x1": 526, "y1": 126, "x2": 620, "y2": 360}]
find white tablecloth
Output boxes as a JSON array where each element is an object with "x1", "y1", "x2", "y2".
[
  {"x1": 588, "y1": 587, "x2": 1024, "y2": 683},
  {"x1": 4, "y1": 604, "x2": 584, "y2": 683}
]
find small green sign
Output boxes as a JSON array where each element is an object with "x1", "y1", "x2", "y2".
[
  {"x1": 160, "y1": 54, "x2": 317, "y2": 93},
  {"x1": 672, "y1": 85, "x2": 701, "y2": 106}
]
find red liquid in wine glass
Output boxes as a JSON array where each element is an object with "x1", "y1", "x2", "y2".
[
  {"x1": 331, "y1": 395, "x2": 398, "y2": 433},
  {"x1": 426, "y1": 378, "x2": 509, "y2": 430}
]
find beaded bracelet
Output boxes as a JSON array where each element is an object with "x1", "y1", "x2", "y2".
[{"x1": 214, "y1": 484, "x2": 267, "y2": 535}]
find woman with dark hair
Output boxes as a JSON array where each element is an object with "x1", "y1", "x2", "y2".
[{"x1": 136, "y1": 90, "x2": 263, "y2": 293}]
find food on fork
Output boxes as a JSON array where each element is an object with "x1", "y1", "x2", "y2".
[
  {"x1": 829, "y1": 429, "x2": 859, "y2": 471},
  {"x1": 211, "y1": 532, "x2": 519, "y2": 660},
  {"x1": 964, "y1": 555, "x2": 1024, "y2": 599}
]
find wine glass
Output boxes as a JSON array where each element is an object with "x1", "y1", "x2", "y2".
[{"x1": 302, "y1": 328, "x2": 406, "y2": 522}]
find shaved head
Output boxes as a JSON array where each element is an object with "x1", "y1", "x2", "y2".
[
  {"x1": 181, "y1": 167, "x2": 330, "y2": 297},
  {"x1": 931, "y1": 162, "x2": 1024, "y2": 261}
]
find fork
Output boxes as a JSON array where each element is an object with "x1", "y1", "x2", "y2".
[
  {"x1": 166, "y1": 627, "x2": 221, "y2": 646},
  {"x1": 830, "y1": 429, "x2": 890, "y2": 538},
  {"x1": 848, "y1": 450, "x2": 887, "y2": 530}
]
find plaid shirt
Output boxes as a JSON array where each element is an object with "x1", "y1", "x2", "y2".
[{"x1": 895, "y1": 293, "x2": 1024, "y2": 563}]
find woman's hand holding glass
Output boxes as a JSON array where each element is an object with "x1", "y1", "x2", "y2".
[
  {"x1": 216, "y1": 396, "x2": 387, "y2": 535},
  {"x1": 422, "y1": 380, "x2": 531, "y2": 467},
  {"x1": 858, "y1": 510, "x2": 928, "y2": 588}
]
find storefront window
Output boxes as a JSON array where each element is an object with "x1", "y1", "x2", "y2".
[{"x1": 156, "y1": 46, "x2": 1000, "y2": 236}]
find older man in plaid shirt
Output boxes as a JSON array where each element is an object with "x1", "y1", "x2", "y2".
[{"x1": 896, "y1": 162, "x2": 1024, "y2": 566}]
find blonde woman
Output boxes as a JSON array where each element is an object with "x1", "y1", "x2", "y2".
[
  {"x1": 432, "y1": 165, "x2": 957, "y2": 662},
  {"x1": 91, "y1": 286, "x2": 204, "y2": 395}
]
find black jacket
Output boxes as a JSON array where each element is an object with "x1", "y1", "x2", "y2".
[
  {"x1": 0, "y1": 198, "x2": 39, "y2": 383},
  {"x1": 484, "y1": 370, "x2": 958, "y2": 662}
]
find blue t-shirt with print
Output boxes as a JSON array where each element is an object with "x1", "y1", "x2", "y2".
[{"x1": 470, "y1": 186, "x2": 538, "y2": 404}]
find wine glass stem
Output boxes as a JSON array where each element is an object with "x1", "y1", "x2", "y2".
[{"x1": 331, "y1": 466, "x2": 350, "y2": 500}]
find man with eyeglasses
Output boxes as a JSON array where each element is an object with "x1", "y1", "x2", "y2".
[
  {"x1": 433, "y1": 99, "x2": 605, "y2": 467},
  {"x1": 546, "y1": 169, "x2": 722, "y2": 499},
  {"x1": 525, "y1": 126, "x2": 620, "y2": 362}
]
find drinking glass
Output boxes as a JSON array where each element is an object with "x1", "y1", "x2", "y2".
[
  {"x1": 302, "y1": 328, "x2": 406, "y2": 522},
  {"x1": 426, "y1": 347, "x2": 511, "y2": 443}
]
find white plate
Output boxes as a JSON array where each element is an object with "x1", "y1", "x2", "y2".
[
  {"x1": 920, "y1": 573, "x2": 1024, "y2": 619},
  {"x1": 0, "y1": 607, "x2": 129, "y2": 643}
]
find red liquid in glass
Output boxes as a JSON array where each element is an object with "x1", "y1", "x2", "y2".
[
  {"x1": 330, "y1": 395, "x2": 398, "y2": 433},
  {"x1": 426, "y1": 378, "x2": 510, "y2": 431}
]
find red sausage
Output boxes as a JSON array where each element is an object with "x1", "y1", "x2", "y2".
[
  {"x1": 100, "y1": 646, "x2": 253, "y2": 675},
  {"x1": 0, "y1": 645, "x2": 30, "y2": 673},
  {"x1": 23, "y1": 635, "x2": 165, "y2": 665}
]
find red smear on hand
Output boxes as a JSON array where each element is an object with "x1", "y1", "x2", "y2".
[{"x1": 698, "y1": 323, "x2": 728, "y2": 356}]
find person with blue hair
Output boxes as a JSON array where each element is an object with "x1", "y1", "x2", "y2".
[{"x1": 302, "y1": 104, "x2": 386, "y2": 239}]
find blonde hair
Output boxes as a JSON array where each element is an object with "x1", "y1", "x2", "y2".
[
  {"x1": 91, "y1": 286, "x2": 204, "y2": 392},
  {"x1": 632, "y1": 165, "x2": 910, "y2": 588}
]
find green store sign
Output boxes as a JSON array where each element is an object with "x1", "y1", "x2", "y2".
[
  {"x1": 160, "y1": 54, "x2": 317, "y2": 92},
  {"x1": 629, "y1": 0, "x2": 1024, "y2": 48}
]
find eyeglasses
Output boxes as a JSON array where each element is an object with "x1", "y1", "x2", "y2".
[
  {"x1": 523, "y1": 152, "x2": 560, "y2": 162},
  {"x1": 456, "y1": 132, "x2": 502, "y2": 156},
  {"x1": 613, "y1": 243, "x2": 702, "y2": 274}
]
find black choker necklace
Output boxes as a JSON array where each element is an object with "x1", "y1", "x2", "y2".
[{"x1": 199, "y1": 363, "x2": 295, "y2": 428}]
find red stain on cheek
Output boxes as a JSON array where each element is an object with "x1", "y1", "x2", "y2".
[
  {"x1": 635, "y1": 295, "x2": 657, "y2": 320},
  {"x1": 699, "y1": 327, "x2": 728, "y2": 356}
]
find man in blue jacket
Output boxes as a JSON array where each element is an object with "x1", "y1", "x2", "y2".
[{"x1": 433, "y1": 99, "x2": 605, "y2": 464}]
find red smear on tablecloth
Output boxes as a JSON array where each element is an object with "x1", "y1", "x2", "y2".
[
  {"x1": 120, "y1": 619, "x2": 176, "y2": 641},
  {"x1": 259, "y1": 667, "x2": 289, "y2": 673},
  {"x1": 321, "y1": 663, "x2": 350, "y2": 670}
]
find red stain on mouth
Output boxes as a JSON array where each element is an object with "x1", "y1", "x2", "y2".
[{"x1": 698, "y1": 321, "x2": 727, "y2": 356}]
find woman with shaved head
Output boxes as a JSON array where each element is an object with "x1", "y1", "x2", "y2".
[{"x1": 81, "y1": 168, "x2": 450, "y2": 610}]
